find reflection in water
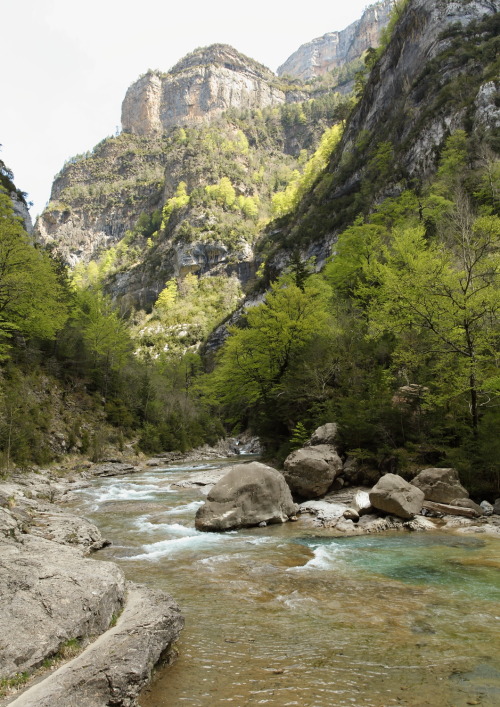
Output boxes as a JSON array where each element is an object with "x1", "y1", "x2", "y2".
[{"x1": 68, "y1": 461, "x2": 500, "y2": 707}]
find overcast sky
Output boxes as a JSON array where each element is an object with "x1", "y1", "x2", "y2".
[{"x1": 2, "y1": 0, "x2": 373, "y2": 217}]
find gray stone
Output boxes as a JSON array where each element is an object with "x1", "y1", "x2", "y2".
[
  {"x1": 195, "y1": 462, "x2": 298, "y2": 531},
  {"x1": 308, "y1": 423, "x2": 339, "y2": 447},
  {"x1": 493, "y1": 499, "x2": 500, "y2": 515},
  {"x1": 411, "y1": 468, "x2": 469, "y2": 504},
  {"x1": 7, "y1": 582, "x2": 184, "y2": 707},
  {"x1": 283, "y1": 444, "x2": 343, "y2": 498},
  {"x1": 450, "y1": 498, "x2": 483, "y2": 515},
  {"x1": 0, "y1": 535, "x2": 126, "y2": 679},
  {"x1": 369, "y1": 474, "x2": 425, "y2": 520},
  {"x1": 480, "y1": 500, "x2": 494, "y2": 516}
]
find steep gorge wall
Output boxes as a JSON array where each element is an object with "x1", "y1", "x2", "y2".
[
  {"x1": 264, "y1": 0, "x2": 500, "y2": 273},
  {"x1": 277, "y1": 0, "x2": 395, "y2": 80}
]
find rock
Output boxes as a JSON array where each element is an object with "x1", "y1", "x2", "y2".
[
  {"x1": 90, "y1": 462, "x2": 139, "y2": 477},
  {"x1": 122, "y1": 45, "x2": 285, "y2": 136},
  {"x1": 352, "y1": 489, "x2": 373, "y2": 516},
  {"x1": 411, "y1": 467, "x2": 469, "y2": 504},
  {"x1": 28, "y1": 510, "x2": 109, "y2": 551},
  {"x1": 298, "y1": 499, "x2": 348, "y2": 524},
  {"x1": 450, "y1": 498, "x2": 483, "y2": 515},
  {"x1": 7, "y1": 582, "x2": 184, "y2": 707},
  {"x1": 369, "y1": 474, "x2": 425, "y2": 519},
  {"x1": 422, "y1": 501, "x2": 481, "y2": 519},
  {"x1": 195, "y1": 462, "x2": 298, "y2": 532},
  {"x1": 283, "y1": 445, "x2": 343, "y2": 498},
  {"x1": 0, "y1": 535, "x2": 126, "y2": 679},
  {"x1": 307, "y1": 423, "x2": 339, "y2": 446},
  {"x1": 277, "y1": 0, "x2": 394, "y2": 80},
  {"x1": 480, "y1": 500, "x2": 494, "y2": 516},
  {"x1": 494, "y1": 499, "x2": 500, "y2": 515},
  {"x1": 343, "y1": 508, "x2": 359, "y2": 522}
]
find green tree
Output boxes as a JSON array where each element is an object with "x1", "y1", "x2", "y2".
[
  {"x1": 363, "y1": 214, "x2": 500, "y2": 435},
  {"x1": 0, "y1": 189, "x2": 68, "y2": 356},
  {"x1": 206, "y1": 276, "x2": 331, "y2": 426}
]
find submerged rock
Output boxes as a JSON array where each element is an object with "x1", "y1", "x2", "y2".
[
  {"x1": 369, "y1": 473, "x2": 425, "y2": 519},
  {"x1": 410, "y1": 467, "x2": 469, "y2": 504},
  {"x1": 283, "y1": 445, "x2": 343, "y2": 498},
  {"x1": 195, "y1": 462, "x2": 298, "y2": 531}
]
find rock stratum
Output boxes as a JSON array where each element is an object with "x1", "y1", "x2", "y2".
[
  {"x1": 0, "y1": 469, "x2": 183, "y2": 705},
  {"x1": 277, "y1": 0, "x2": 394, "y2": 80},
  {"x1": 122, "y1": 45, "x2": 285, "y2": 136}
]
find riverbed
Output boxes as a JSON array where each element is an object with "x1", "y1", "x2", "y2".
[{"x1": 67, "y1": 459, "x2": 500, "y2": 707}]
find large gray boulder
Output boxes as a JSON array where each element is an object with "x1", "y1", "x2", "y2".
[
  {"x1": 283, "y1": 444, "x2": 343, "y2": 498},
  {"x1": 195, "y1": 462, "x2": 298, "y2": 532},
  {"x1": 411, "y1": 467, "x2": 469, "y2": 504},
  {"x1": 369, "y1": 473, "x2": 425, "y2": 519},
  {"x1": 308, "y1": 423, "x2": 339, "y2": 446}
]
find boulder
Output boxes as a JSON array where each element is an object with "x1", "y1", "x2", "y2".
[
  {"x1": 352, "y1": 489, "x2": 373, "y2": 516},
  {"x1": 283, "y1": 445, "x2": 343, "y2": 498},
  {"x1": 480, "y1": 500, "x2": 494, "y2": 516},
  {"x1": 494, "y1": 499, "x2": 500, "y2": 515},
  {"x1": 411, "y1": 467, "x2": 469, "y2": 503},
  {"x1": 369, "y1": 473, "x2": 425, "y2": 519},
  {"x1": 195, "y1": 462, "x2": 298, "y2": 532},
  {"x1": 308, "y1": 423, "x2": 338, "y2": 446}
]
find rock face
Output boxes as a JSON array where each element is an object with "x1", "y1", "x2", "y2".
[
  {"x1": 369, "y1": 473, "x2": 425, "y2": 519},
  {"x1": 277, "y1": 0, "x2": 394, "y2": 80},
  {"x1": 7, "y1": 583, "x2": 184, "y2": 707},
  {"x1": 195, "y1": 462, "x2": 298, "y2": 531},
  {"x1": 411, "y1": 468, "x2": 469, "y2": 504},
  {"x1": 122, "y1": 45, "x2": 285, "y2": 136},
  {"x1": 283, "y1": 444, "x2": 343, "y2": 498}
]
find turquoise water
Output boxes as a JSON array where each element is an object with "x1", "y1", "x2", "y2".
[{"x1": 68, "y1": 461, "x2": 500, "y2": 707}]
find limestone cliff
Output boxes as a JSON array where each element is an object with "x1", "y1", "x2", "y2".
[
  {"x1": 264, "y1": 0, "x2": 500, "y2": 274},
  {"x1": 277, "y1": 0, "x2": 395, "y2": 80},
  {"x1": 122, "y1": 45, "x2": 285, "y2": 136}
]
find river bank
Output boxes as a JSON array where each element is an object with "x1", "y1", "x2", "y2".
[{"x1": 1, "y1": 446, "x2": 499, "y2": 705}]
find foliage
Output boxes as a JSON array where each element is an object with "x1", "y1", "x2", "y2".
[{"x1": 0, "y1": 189, "x2": 68, "y2": 358}]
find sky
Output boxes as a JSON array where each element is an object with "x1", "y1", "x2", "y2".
[{"x1": 1, "y1": 0, "x2": 374, "y2": 217}]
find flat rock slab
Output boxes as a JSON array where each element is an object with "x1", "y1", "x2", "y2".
[
  {"x1": 7, "y1": 583, "x2": 184, "y2": 707},
  {"x1": 172, "y1": 467, "x2": 234, "y2": 489},
  {"x1": 0, "y1": 535, "x2": 125, "y2": 678}
]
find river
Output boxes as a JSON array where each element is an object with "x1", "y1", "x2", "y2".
[{"x1": 67, "y1": 459, "x2": 500, "y2": 707}]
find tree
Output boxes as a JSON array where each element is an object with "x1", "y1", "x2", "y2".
[
  {"x1": 73, "y1": 289, "x2": 132, "y2": 398},
  {"x1": 0, "y1": 189, "x2": 68, "y2": 357},
  {"x1": 206, "y1": 276, "x2": 331, "y2": 427},
  {"x1": 363, "y1": 214, "x2": 500, "y2": 435}
]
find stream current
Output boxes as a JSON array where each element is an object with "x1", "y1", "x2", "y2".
[{"x1": 68, "y1": 459, "x2": 500, "y2": 707}]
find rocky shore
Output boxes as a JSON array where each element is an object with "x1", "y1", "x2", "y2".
[
  {"x1": 0, "y1": 464, "x2": 183, "y2": 706},
  {"x1": 1, "y1": 428, "x2": 499, "y2": 703}
]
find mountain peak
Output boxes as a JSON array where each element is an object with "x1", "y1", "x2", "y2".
[{"x1": 121, "y1": 44, "x2": 284, "y2": 136}]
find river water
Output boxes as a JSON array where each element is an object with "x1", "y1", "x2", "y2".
[{"x1": 68, "y1": 459, "x2": 500, "y2": 707}]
